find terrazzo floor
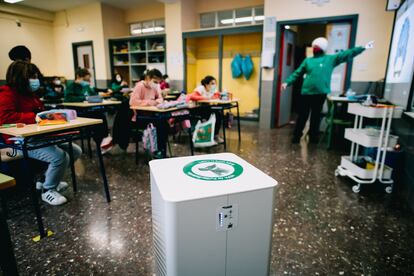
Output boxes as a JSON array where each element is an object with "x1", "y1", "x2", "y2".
[{"x1": 3, "y1": 124, "x2": 414, "y2": 275}]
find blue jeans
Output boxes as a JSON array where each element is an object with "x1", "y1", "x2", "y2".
[{"x1": 27, "y1": 143, "x2": 82, "y2": 190}]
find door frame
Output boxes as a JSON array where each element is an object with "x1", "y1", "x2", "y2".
[
  {"x1": 72, "y1": 41, "x2": 97, "y2": 85},
  {"x1": 271, "y1": 14, "x2": 359, "y2": 128},
  {"x1": 182, "y1": 25, "x2": 263, "y2": 121}
]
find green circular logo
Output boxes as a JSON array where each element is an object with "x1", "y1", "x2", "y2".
[{"x1": 183, "y1": 159, "x2": 243, "y2": 181}]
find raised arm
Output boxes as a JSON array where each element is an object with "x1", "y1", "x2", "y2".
[{"x1": 334, "y1": 46, "x2": 365, "y2": 66}]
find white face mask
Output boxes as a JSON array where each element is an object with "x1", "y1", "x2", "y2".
[
  {"x1": 165, "y1": 78, "x2": 170, "y2": 83},
  {"x1": 150, "y1": 81, "x2": 159, "y2": 90},
  {"x1": 54, "y1": 80, "x2": 61, "y2": 85},
  {"x1": 116, "y1": 77, "x2": 122, "y2": 82},
  {"x1": 210, "y1": 85, "x2": 217, "y2": 92}
]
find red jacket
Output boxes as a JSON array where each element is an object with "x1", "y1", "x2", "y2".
[{"x1": 0, "y1": 85, "x2": 44, "y2": 142}]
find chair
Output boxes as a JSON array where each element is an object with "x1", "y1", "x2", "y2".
[{"x1": 0, "y1": 173, "x2": 19, "y2": 275}]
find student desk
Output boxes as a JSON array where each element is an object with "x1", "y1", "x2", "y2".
[
  {"x1": 62, "y1": 100, "x2": 122, "y2": 156},
  {"x1": 0, "y1": 118, "x2": 111, "y2": 239},
  {"x1": 131, "y1": 105, "x2": 195, "y2": 158},
  {"x1": 196, "y1": 99, "x2": 241, "y2": 150},
  {"x1": 0, "y1": 173, "x2": 18, "y2": 275}
]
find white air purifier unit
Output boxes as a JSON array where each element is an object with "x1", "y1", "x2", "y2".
[{"x1": 150, "y1": 153, "x2": 278, "y2": 276}]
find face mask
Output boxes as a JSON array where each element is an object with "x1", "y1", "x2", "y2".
[
  {"x1": 116, "y1": 77, "x2": 122, "y2": 82},
  {"x1": 165, "y1": 78, "x2": 170, "y2": 83},
  {"x1": 210, "y1": 85, "x2": 217, "y2": 92},
  {"x1": 29, "y1": 78, "x2": 40, "y2": 92},
  {"x1": 313, "y1": 46, "x2": 324, "y2": 56},
  {"x1": 54, "y1": 80, "x2": 61, "y2": 85},
  {"x1": 80, "y1": 80, "x2": 90, "y2": 87},
  {"x1": 150, "y1": 81, "x2": 159, "y2": 90}
]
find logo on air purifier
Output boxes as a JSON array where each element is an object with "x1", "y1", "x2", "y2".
[{"x1": 183, "y1": 159, "x2": 243, "y2": 181}]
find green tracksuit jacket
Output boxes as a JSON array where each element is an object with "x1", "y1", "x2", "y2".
[
  {"x1": 285, "y1": 47, "x2": 365, "y2": 95},
  {"x1": 64, "y1": 81, "x2": 97, "y2": 102}
]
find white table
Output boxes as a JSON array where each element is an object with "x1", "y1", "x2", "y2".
[{"x1": 150, "y1": 153, "x2": 278, "y2": 276}]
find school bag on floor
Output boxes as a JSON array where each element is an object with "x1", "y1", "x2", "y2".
[
  {"x1": 142, "y1": 123, "x2": 158, "y2": 153},
  {"x1": 192, "y1": 114, "x2": 217, "y2": 148}
]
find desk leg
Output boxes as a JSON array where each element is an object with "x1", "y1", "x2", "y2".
[
  {"x1": 236, "y1": 103, "x2": 241, "y2": 142},
  {"x1": 87, "y1": 135, "x2": 93, "y2": 158},
  {"x1": 327, "y1": 102, "x2": 335, "y2": 150},
  {"x1": 188, "y1": 127, "x2": 194, "y2": 156},
  {"x1": 221, "y1": 108, "x2": 227, "y2": 150},
  {"x1": 68, "y1": 141, "x2": 77, "y2": 193},
  {"x1": 0, "y1": 210, "x2": 19, "y2": 276},
  {"x1": 22, "y1": 145, "x2": 46, "y2": 238},
  {"x1": 94, "y1": 137, "x2": 111, "y2": 203}
]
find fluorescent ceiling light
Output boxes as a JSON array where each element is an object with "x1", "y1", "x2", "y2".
[
  {"x1": 221, "y1": 15, "x2": 264, "y2": 25},
  {"x1": 131, "y1": 29, "x2": 142, "y2": 34},
  {"x1": 142, "y1": 26, "x2": 164, "y2": 33},
  {"x1": 284, "y1": 25, "x2": 291, "y2": 29},
  {"x1": 4, "y1": 0, "x2": 24, "y2": 3}
]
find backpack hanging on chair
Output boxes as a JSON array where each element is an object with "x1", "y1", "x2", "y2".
[
  {"x1": 142, "y1": 123, "x2": 158, "y2": 153},
  {"x1": 231, "y1": 54, "x2": 243, "y2": 79},
  {"x1": 242, "y1": 55, "x2": 254, "y2": 80}
]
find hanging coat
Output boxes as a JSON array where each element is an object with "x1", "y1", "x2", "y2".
[
  {"x1": 231, "y1": 54, "x2": 243, "y2": 79},
  {"x1": 242, "y1": 55, "x2": 254, "y2": 80}
]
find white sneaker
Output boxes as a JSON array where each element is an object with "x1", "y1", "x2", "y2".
[
  {"x1": 36, "y1": 181, "x2": 69, "y2": 192},
  {"x1": 41, "y1": 190, "x2": 67, "y2": 206},
  {"x1": 215, "y1": 136, "x2": 224, "y2": 143}
]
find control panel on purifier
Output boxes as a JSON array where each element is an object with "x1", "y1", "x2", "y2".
[{"x1": 216, "y1": 204, "x2": 238, "y2": 231}]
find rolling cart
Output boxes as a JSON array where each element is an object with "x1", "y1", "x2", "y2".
[{"x1": 335, "y1": 103, "x2": 403, "y2": 193}]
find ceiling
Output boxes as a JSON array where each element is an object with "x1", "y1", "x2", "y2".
[{"x1": 13, "y1": 0, "x2": 173, "y2": 12}]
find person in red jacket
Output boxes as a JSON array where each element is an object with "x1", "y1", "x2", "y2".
[{"x1": 0, "y1": 61, "x2": 82, "y2": 206}]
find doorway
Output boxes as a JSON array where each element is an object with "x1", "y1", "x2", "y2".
[
  {"x1": 274, "y1": 15, "x2": 358, "y2": 127},
  {"x1": 72, "y1": 41, "x2": 96, "y2": 87},
  {"x1": 183, "y1": 25, "x2": 263, "y2": 120}
]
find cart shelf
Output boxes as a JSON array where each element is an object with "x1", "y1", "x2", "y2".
[
  {"x1": 339, "y1": 156, "x2": 393, "y2": 180},
  {"x1": 348, "y1": 103, "x2": 403, "y2": 119},
  {"x1": 344, "y1": 128, "x2": 398, "y2": 148}
]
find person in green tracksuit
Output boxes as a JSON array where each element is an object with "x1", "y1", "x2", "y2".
[{"x1": 282, "y1": 37, "x2": 374, "y2": 144}]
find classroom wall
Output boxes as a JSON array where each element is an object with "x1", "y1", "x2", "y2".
[
  {"x1": 53, "y1": 2, "x2": 106, "y2": 81},
  {"x1": 0, "y1": 4, "x2": 56, "y2": 79},
  {"x1": 165, "y1": 2, "x2": 184, "y2": 83},
  {"x1": 124, "y1": 3, "x2": 165, "y2": 23},
  {"x1": 222, "y1": 33, "x2": 262, "y2": 117},
  {"x1": 263, "y1": 0, "x2": 394, "y2": 82},
  {"x1": 101, "y1": 3, "x2": 129, "y2": 80}
]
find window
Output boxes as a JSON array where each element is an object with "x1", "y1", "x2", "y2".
[
  {"x1": 200, "y1": 6, "x2": 264, "y2": 29},
  {"x1": 130, "y1": 19, "x2": 165, "y2": 35}
]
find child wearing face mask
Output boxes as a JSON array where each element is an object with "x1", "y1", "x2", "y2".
[
  {"x1": 129, "y1": 69, "x2": 163, "y2": 107},
  {"x1": 189, "y1": 76, "x2": 223, "y2": 143},
  {"x1": 111, "y1": 73, "x2": 129, "y2": 100},
  {"x1": 129, "y1": 69, "x2": 168, "y2": 156},
  {"x1": 0, "y1": 61, "x2": 82, "y2": 206},
  {"x1": 64, "y1": 68, "x2": 97, "y2": 102},
  {"x1": 44, "y1": 76, "x2": 64, "y2": 101},
  {"x1": 64, "y1": 68, "x2": 114, "y2": 153}
]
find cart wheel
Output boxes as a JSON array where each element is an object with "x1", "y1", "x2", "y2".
[
  {"x1": 352, "y1": 185, "x2": 360, "y2": 193},
  {"x1": 335, "y1": 169, "x2": 339, "y2": 177},
  {"x1": 385, "y1": 186, "x2": 393, "y2": 194}
]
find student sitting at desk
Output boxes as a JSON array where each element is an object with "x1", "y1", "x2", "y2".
[
  {"x1": 129, "y1": 69, "x2": 163, "y2": 107},
  {"x1": 44, "y1": 76, "x2": 64, "y2": 101},
  {"x1": 0, "y1": 61, "x2": 82, "y2": 206},
  {"x1": 110, "y1": 73, "x2": 129, "y2": 100},
  {"x1": 64, "y1": 68, "x2": 113, "y2": 153},
  {"x1": 189, "y1": 76, "x2": 223, "y2": 143},
  {"x1": 129, "y1": 69, "x2": 166, "y2": 156}
]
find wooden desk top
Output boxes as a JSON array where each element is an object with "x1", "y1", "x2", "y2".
[
  {"x1": 0, "y1": 173, "x2": 15, "y2": 190},
  {"x1": 197, "y1": 99, "x2": 239, "y2": 105},
  {"x1": 0, "y1": 117, "x2": 102, "y2": 138},
  {"x1": 165, "y1": 95, "x2": 177, "y2": 100},
  {"x1": 62, "y1": 100, "x2": 122, "y2": 108}
]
